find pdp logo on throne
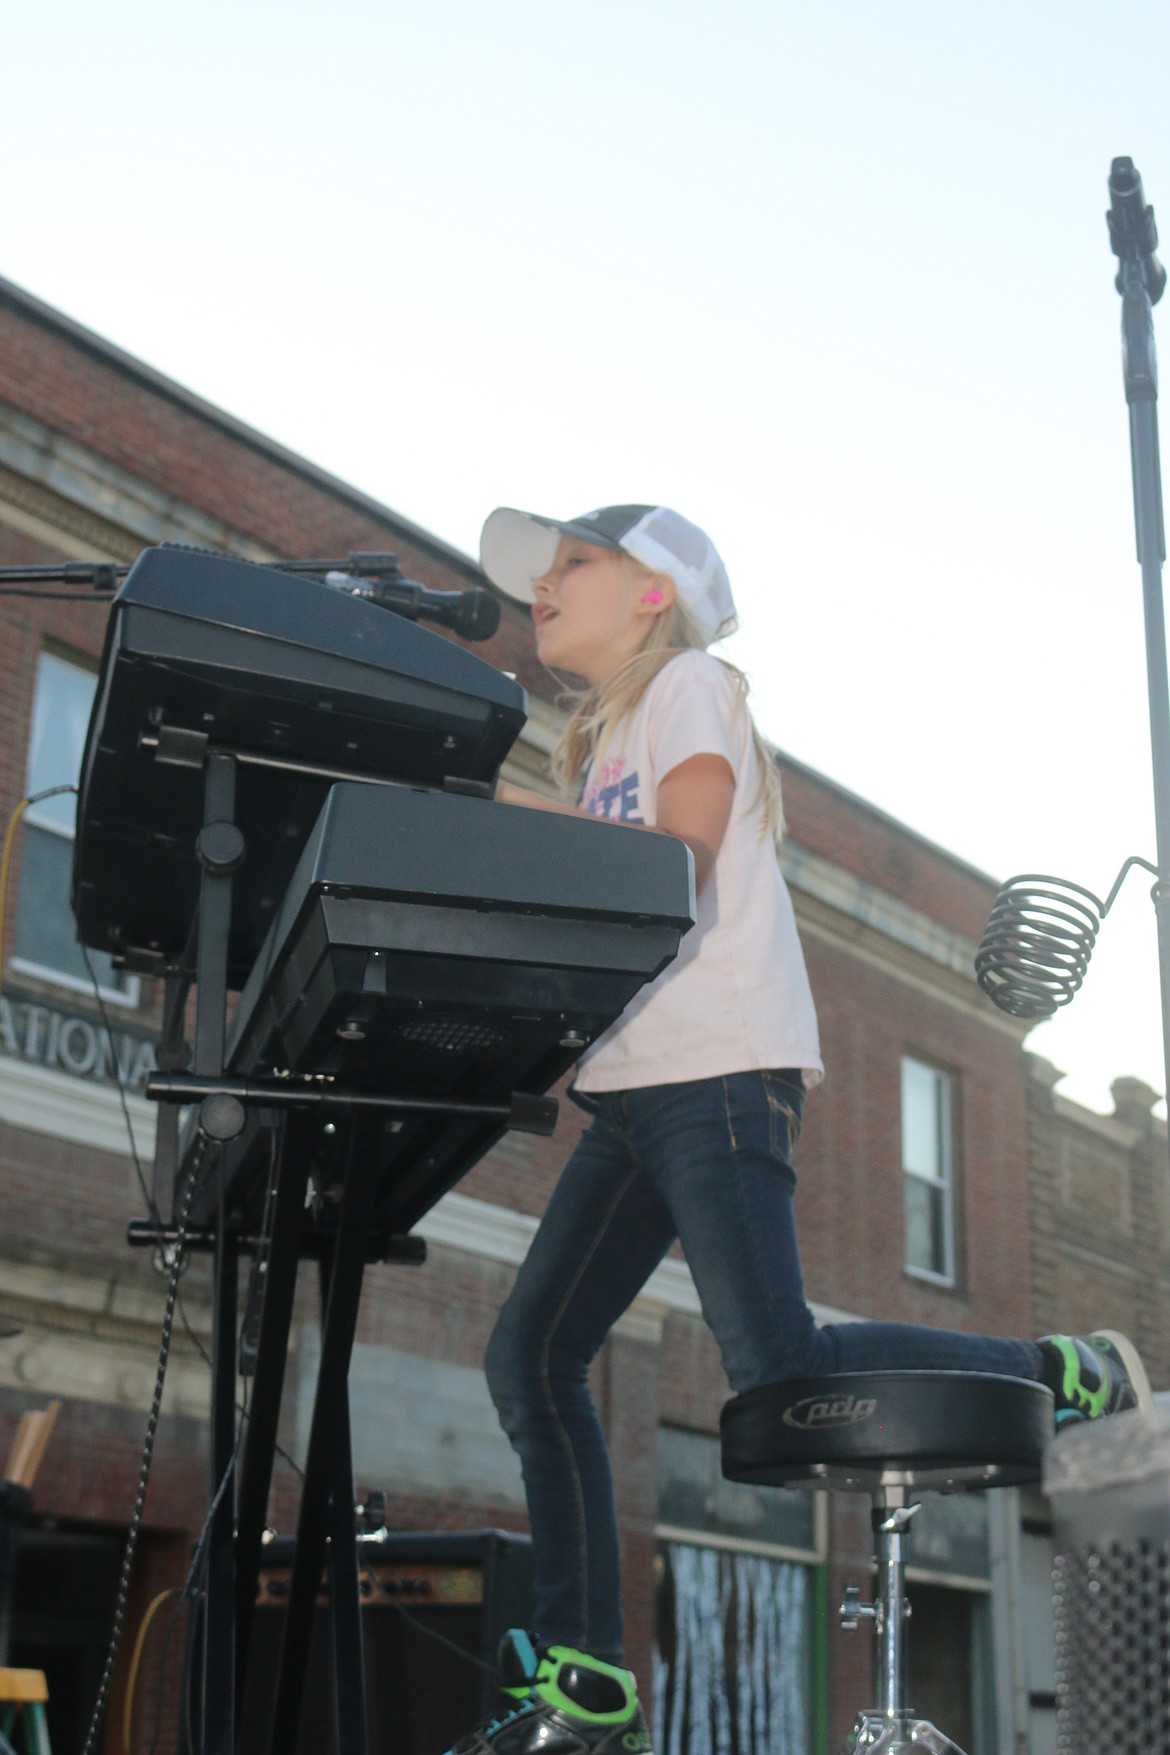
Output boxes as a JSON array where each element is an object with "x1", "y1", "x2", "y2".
[{"x1": 781, "y1": 1393, "x2": 878, "y2": 1431}]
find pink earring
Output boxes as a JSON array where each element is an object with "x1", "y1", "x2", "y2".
[{"x1": 641, "y1": 589, "x2": 664, "y2": 603}]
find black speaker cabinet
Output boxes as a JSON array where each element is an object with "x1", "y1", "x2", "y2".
[{"x1": 239, "y1": 1528, "x2": 533, "y2": 1755}]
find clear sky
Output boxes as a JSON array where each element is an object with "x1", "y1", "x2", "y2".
[{"x1": 6, "y1": 0, "x2": 1170, "y2": 1115}]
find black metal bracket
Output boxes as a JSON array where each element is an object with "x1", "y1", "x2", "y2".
[
  {"x1": 125, "y1": 1219, "x2": 428, "y2": 1266},
  {"x1": 146, "y1": 1071, "x2": 559, "y2": 1137}
]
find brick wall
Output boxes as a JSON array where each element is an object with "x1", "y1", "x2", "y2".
[
  {"x1": 1025, "y1": 1058, "x2": 1170, "y2": 1387},
  {"x1": 779, "y1": 756, "x2": 997, "y2": 944},
  {"x1": 796, "y1": 932, "x2": 1033, "y2": 1337}
]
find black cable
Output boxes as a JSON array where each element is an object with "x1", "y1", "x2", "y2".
[
  {"x1": 176, "y1": 1288, "x2": 304, "y2": 1477},
  {"x1": 82, "y1": 944, "x2": 162, "y2": 1230},
  {"x1": 85, "y1": 948, "x2": 303, "y2": 1469},
  {"x1": 175, "y1": 1293, "x2": 304, "y2": 1480},
  {"x1": 78, "y1": 892, "x2": 297, "y2": 1754},
  {"x1": 79, "y1": 1165, "x2": 198, "y2": 1755},
  {"x1": 76, "y1": 942, "x2": 202, "y2": 1755},
  {"x1": 171, "y1": 1379, "x2": 251, "y2": 1755},
  {"x1": 182, "y1": 1409, "x2": 248, "y2": 1600},
  {"x1": 360, "y1": 1566, "x2": 506, "y2": 1685}
]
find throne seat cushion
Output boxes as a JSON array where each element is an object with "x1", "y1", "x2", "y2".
[{"x1": 720, "y1": 1371, "x2": 1052, "y2": 1492}]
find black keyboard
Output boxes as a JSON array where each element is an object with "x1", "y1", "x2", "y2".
[
  {"x1": 74, "y1": 547, "x2": 526, "y2": 984},
  {"x1": 179, "y1": 781, "x2": 694, "y2": 1233}
]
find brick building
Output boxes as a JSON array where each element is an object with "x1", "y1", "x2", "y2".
[{"x1": 0, "y1": 273, "x2": 1160, "y2": 1755}]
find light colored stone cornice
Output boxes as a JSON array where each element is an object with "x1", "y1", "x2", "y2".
[
  {"x1": 779, "y1": 840, "x2": 979, "y2": 978},
  {"x1": 0, "y1": 400, "x2": 272, "y2": 560},
  {"x1": 0, "y1": 1054, "x2": 156, "y2": 1160},
  {"x1": 790, "y1": 880, "x2": 1027, "y2": 1038},
  {"x1": 0, "y1": 1251, "x2": 211, "y2": 1415},
  {"x1": 1051, "y1": 1093, "x2": 1143, "y2": 1149}
]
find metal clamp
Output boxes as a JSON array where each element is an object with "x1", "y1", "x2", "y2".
[
  {"x1": 840, "y1": 1586, "x2": 879, "y2": 1632},
  {"x1": 878, "y1": 1502, "x2": 922, "y2": 1535}
]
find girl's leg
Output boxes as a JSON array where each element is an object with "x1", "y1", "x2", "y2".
[
  {"x1": 625, "y1": 1071, "x2": 1043, "y2": 1393},
  {"x1": 484, "y1": 1098, "x2": 677, "y2": 1662}
]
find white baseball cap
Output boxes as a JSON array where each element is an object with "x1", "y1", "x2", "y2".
[{"x1": 479, "y1": 503, "x2": 738, "y2": 647}]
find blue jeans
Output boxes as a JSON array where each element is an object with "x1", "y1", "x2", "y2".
[{"x1": 484, "y1": 1071, "x2": 1043, "y2": 1662}]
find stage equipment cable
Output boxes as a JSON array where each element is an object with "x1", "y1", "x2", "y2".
[
  {"x1": 77, "y1": 938, "x2": 290, "y2": 1468},
  {"x1": 78, "y1": 1160, "x2": 198, "y2": 1755},
  {"x1": 72, "y1": 932, "x2": 254, "y2": 1755},
  {"x1": 976, "y1": 855, "x2": 1160, "y2": 1019},
  {"x1": 360, "y1": 1567, "x2": 505, "y2": 1686},
  {"x1": 121, "y1": 1588, "x2": 180, "y2": 1755},
  {"x1": 83, "y1": 972, "x2": 294, "y2": 1755}
]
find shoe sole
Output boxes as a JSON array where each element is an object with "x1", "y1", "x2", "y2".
[{"x1": 1092, "y1": 1329, "x2": 1155, "y2": 1413}]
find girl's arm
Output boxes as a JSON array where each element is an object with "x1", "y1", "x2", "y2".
[{"x1": 496, "y1": 754, "x2": 735, "y2": 893}]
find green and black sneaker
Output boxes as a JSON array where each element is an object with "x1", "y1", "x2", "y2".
[
  {"x1": 445, "y1": 1630, "x2": 654, "y2": 1755},
  {"x1": 1039, "y1": 1329, "x2": 1154, "y2": 1428}
]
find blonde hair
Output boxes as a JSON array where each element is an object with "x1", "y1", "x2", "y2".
[{"x1": 549, "y1": 557, "x2": 785, "y2": 839}]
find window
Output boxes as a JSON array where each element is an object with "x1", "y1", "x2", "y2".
[
  {"x1": 654, "y1": 1427, "x2": 820, "y2": 1755},
  {"x1": 657, "y1": 1423, "x2": 817, "y2": 1558},
  {"x1": 901, "y1": 1055, "x2": 955, "y2": 1283},
  {"x1": 12, "y1": 652, "x2": 137, "y2": 1004}
]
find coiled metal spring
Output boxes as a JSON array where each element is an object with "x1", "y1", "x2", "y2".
[{"x1": 976, "y1": 857, "x2": 1158, "y2": 1021}]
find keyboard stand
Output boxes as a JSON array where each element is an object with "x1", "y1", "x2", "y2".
[{"x1": 137, "y1": 760, "x2": 557, "y2": 1755}]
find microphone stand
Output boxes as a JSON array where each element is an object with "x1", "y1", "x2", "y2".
[
  {"x1": 1108, "y1": 157, "x2": 1170, "y2": 1174},
  {"x1": 0, "y1": 550, "x2": 501, "y2": 640}
]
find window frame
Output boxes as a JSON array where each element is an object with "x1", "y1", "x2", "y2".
[
  {"x1": 10, "y1": 648, "x2": 140, "y2": 1010},
  {"x1": 655, "y1": 1507, "x2": 827, "y2": 1569},
  {"x1": 901, "y1": 1052, "x2": 958, "y2": 1288},
  {"x1": 655, "y1": 1421, "x2": 826, "y2": 1566}
]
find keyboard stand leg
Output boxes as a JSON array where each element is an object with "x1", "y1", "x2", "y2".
[
  {"x1": 202, "y1": 1212, "x2": 238, "y2": 1755},
  {"x1": 197, "y1": 753, "x2": 242, "y2": 1755},
  {"x1": 267, "y1": 1114, "x2": 381, "y2": 1755},
  {"x1": 321, "y1": 1242, "x2": 368, "y2": 1755},
  {"x1": 233, "y1": 1111, "x2": 316, "y2": 1720}
]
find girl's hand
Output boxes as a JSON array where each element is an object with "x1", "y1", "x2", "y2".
[{"x1": 494, "y1": 778, "x2": 582, "y2": 816}]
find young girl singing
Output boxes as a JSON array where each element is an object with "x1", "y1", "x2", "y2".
[{"x1": 451, "y1": 502, "x2": 1150, "y2": 1755}]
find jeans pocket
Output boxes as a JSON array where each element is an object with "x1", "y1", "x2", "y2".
[{"x1": 761, "y1": 1069, "x2": 804, "y2": 1161}]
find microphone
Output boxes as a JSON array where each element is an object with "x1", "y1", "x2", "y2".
[
  {"x1": 1108, "y1": 157, "x2": 1167, "y2": 303},
  {"x1": 324, "y1": 570, "x2": 501, "y2": 642}
]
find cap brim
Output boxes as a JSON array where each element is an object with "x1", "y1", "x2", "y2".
[{"x1": 479, "y1": 508, "x2": 622, "y2": 603}]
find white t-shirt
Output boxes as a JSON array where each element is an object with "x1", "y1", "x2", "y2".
[{"x1": 573, "y1": 649, "x2": 824, "y2": 1092}]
